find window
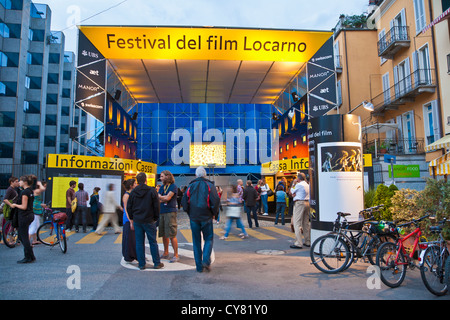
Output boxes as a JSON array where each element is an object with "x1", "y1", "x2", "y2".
[
  {"x1": 62, "y1": 88, "x2": 70, "y2": 98},
  {"x1": 48, "y1": 53, "x2": 60, "y2": 64},
  {"x1": 46, "y1": 93, "x2": 58, "y2": 105},
  {"x1": 0, "y1": 51, "x2": 19, "y2": 67},
  {"x1": 413, "y1": 44, "x2": 431, "y2": 85},
  {"x1": 21, "y1": 151, "x2": 38, "y2": 164},
  {"x1": 0, "y1": 81, "x2": 17, "y2": 96},
  {"x1": 0, "y1": 111, "x2": 15, "y2": 127},
  {"x1": 27, "y1": 52, "x2": 43, "y2": 65},
  {"x1": 44, "y1": 136, "x2": 56, "y2": 147},
  {"x1": 60, "y1": 143, "x2": 68, "y2": 153},
  {"x1": 47, "y1": 73, "x2": 59, "y2": 84},
  {"x1": 413, "y1": 0, "x2": 426, "y2": 34},
  {"x1": 22, "y1": 125, "x2": 39, "y2": 139},
  {"x1": 45, "y1": 114, "x2": 57, "y2": 125},
  {"x1": 25, "y1": 76, "x2": 41, "y2": 89},
  {"x1": 60, "y1": 124, "x2": 69, "y2": 134},
  {"x1": 23, "y1": 101, "x2": 40, "y2": 113},
  {"x1": 61, "y1": 106, "x2": 70, "y2": 116},
  {"x1": 382, "y1": 72, "x2": 391, "y2": 104},
  {"x1": 63, "y1": 71, "x2": 72, "y2": 80},
  {"x1": 423, "y1": 101, "x2": 440, "y2": 145},
  {"x1": 0, "y1": 142, "x2": 13, "y2": 158},
  {"x1": 336, "y1": 80, "x2": 342, "y2": 106}
]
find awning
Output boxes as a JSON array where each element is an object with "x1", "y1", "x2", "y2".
[
  {"x1": 425, "y1": 134, "x2": 450, "y2": 152},
  {"x1": 422, "y1": 7, "x2": 450, "y2": 34},
  {"x1": 428, "y1": 152, "x2": 450, "y2": 176},
  {"x1": 362, "y1": 123, "x2": 398, "y2": 134}
]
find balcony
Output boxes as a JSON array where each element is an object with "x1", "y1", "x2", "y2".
[
  {"x1": 371, "y1": 68, "x2": 436, "y2": 115},
  {"x1": 378, "y1": 26, "x2": 410, "y2": 59},
  {"x1": 364, "y1": 138, "x2": 425, "y2": 157}
]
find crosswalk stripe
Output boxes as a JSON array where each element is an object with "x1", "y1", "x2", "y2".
[
  {"x1": 246, "y1": 228, "x2": 276, "y2": 240},
  {"x1": 114, "y1": 234, "x2": 122, "y2": 244},
  {"x1": 262, "y1": 227, "x2": 296, "y2": 239},
  {"x1": 76, "y1": 231, "x2": 106, "y2": 244},
  {"x1": 179, "y1": 229, "x2": 192, "y2": 243},
  {"x1": 213, "y1": 228, "x2": 243, "y2": 241}
]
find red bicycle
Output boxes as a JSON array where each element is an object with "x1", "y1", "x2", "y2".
[{"x1": 376, "y1": 214, "x2": 430, "y2": 288}]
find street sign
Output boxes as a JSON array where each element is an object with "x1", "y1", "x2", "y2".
[{"x1": 384, "y1": 154, "x2": 396, "y2": 164}]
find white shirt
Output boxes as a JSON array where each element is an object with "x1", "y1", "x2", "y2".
[
  {"x1": 291, "y1": 181, "x2": 309, "y2": 201},
  {"x1": 260, "y1": 184, "x2": 269, "y2": 196}
]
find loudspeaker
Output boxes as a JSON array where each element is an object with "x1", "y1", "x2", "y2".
[
  {"x1": 69, "y1": 127, "x2": 78, "y2": 140},
  {"x1": 114, "y1": 90, "x2": 121, "y2": 100}
]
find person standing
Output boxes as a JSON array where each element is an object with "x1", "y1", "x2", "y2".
[
  {"x1": 74, "y1": 183, "x2": 89, "y2": 233},
  {"x1": 243, "y1": 180, "x2": 259, "y2": 228},
  {"x1": 11, "y1": 175, "x2": 43, "y2": 263},
  {"x1": 29, "y1": 181, "x2": 46, "y2": 245},
  {"x1": 158, "y1": 170, "x2": 179, "y2": 263},
  {"x1": 290, "y1": 173, "x2": 310, "y2": 249},
  {"x1": 127, "y1": 172, "x2": 163, "y2": 270},
  {"x1": 259, "y1": 179, "x2": 269, "y2": 216},
  {"x1": 65, "y1": 181, "x2": 76, "y2": 231},
  {"x1": 122, "y1": 179, "x2": 137, "y2": 263},
  {"x1": 181, "y1": 167, "x2": 220, "y2": 273},
  {"x1": 89, "y1": 187, "x2": 101, "y2": 231},
  {"x1": 2, "y1": 177, "x2": 19, "y2": 228},
  {"x1": 95, "y1": 184, "x2": 122, "y2": 235},
  {"x1": 275, "y1": 184, "x2": 287, "y2": 225}
]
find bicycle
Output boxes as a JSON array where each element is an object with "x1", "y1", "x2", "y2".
[
  {"x1": 36, "y1": 206, "x2": 68, "y2": 253},
  {"x1": 419, "y1": 218, "x2": 449, "y2": 296},
  {"x1": 2, "y1": 218, "x2": 18, "y2": 248},
  {"x1": 310, "y1": 205, "x2": 397, "y2": 274},
  {"x1": 376, "y1": 214, "x2": 430, "y2": 288}
]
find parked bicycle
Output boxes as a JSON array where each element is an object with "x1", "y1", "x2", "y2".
[
  {"x1": 2, "y1": 217, "x2": 18, "y2": 248},
  {"x1": 310, "y1": 205, "x2": 397, "y2": 274},
  {"x1": 36, "y1": 206, "x2": 68, "y2": 253},
  {"x1": 376, "y1": 214, "x2": 430, "y2": 288},
  {"x1": 420, "y1": 218, "x2": 449, "y2": 296}
]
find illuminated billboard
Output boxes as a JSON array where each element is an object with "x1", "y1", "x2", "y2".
[{"x1": 189, "y1": 144, "x2": 226, "y2": 168}]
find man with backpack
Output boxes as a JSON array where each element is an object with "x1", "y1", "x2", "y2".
[{"x1": 182, "y1": 167, "x2": 220, "y2": 273}]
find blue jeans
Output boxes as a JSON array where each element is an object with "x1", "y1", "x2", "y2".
[
  {"x1": 261, "y1": 194, "x2": 268, "y2": 213},
  {"x1": 224, "y1": 217, "x2": 247, "y2": 237},
  {"x1": 190, "y1": 219, "x2": 214, "y2": 272},
  {"x1": 134, "y1": 221, "x2": 160, "y2": 268},
  {"x1": 275, "y1": 202, "x2": 286, "y2": 225},
  {"x1": 245, "y1": 205, "x2": 259, "y2": 228}
]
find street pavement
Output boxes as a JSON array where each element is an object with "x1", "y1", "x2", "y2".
[{"x1": 1, "y1": 211, "x2": 448, "y2": 303}]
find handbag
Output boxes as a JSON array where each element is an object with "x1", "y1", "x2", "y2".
[
  {"x1": 226, "y1": 205, "x2": 242, "y2": 218},
  {"x1": 71, "y1": 198, "x2": 77, "y2": 213}
]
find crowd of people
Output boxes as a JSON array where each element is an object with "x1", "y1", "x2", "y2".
[{"x1": 1, "y1": 169, "x2": 311, "y2": 271}]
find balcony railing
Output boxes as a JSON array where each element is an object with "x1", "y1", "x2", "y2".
[
  {"x1": 364, "y1": 138, "x2": 425, "y2": 157},
  {"x1": 371, "y1": 68, "x2": 436, "y2": 114},
  {"x1": 378, "y1": 26, "x2": 410, "y2": 59}
]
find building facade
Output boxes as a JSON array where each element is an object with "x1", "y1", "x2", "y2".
[
  {"x1": 0, "y1": 0, "x2": 79, "y2": 194},
  {"x1": 333, "y1": 0, "x2": 446, "y2": 189}
]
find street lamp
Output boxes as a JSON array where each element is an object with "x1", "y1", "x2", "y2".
[
  {"x1": 347, "y1": 101, "x2": 374, "y2": 114},
  {"x1": 288, "y1": 107, "x2": 314, "y2": 119}
]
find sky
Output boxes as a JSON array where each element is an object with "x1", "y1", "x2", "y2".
[{"x1": 35, "y1": 0, "x2": 370, "y2": 54}]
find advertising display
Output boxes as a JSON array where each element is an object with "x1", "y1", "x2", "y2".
[
  {"x1": 308, "y1": 114, "x2": 364, "y2": 240},
  {"x1": 78, "y1": 26, "x2": 332, "y2": 63},
  {"x1": 307, "y1": 36, "x2": 337, "y2": 118},
  {"x1": 75, "y1": 31, "x2": 107, "y2": 122}
]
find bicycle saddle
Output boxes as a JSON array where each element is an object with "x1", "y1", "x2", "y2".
[{"x1": 337, "y1": 212, "x2": 351, "y2": 217}]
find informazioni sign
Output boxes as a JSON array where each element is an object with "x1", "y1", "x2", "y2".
[
  {"x1": 47, "y1": 154, "x2": 156, "y2": 174},
  {"x1": 78, "y1": 26, "x2": 333, "y2": 62}
]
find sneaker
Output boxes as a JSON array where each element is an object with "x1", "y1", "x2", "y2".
[
  {"x1": 154, "y1": 263, "x2": 165, "y2": 269},
  {"x1": 240, "y1": 234, "x2": 249, "y2": 239},
  {"x1": 262, "y1": 213, "x2": 269, "y2": 216},
  {"x1": 170, "y1": 256, "x2": 179, "y2": 263},
  {"x1": 219, "y1": 236, "x2": 228, "y2": 240}
]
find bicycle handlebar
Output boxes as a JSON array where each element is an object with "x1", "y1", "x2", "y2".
[{"x1": 397, "y1": 214, "x2": 431, "y2": 228}]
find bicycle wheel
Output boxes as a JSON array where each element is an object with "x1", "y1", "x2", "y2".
[
  {"x1": 2, "y1": 220, "x2": 18, "y2": 248},
  {"x1": 57, "y1": 224, "x2": 67, "y2": 254},
  {"x1": 376, "y1": 241, "x2": 407, "y2": 288},
  {"x1": 366, "y1": 235, "x2": 396, "y2": 265},
  {"x1": 37, "y1": 221, "x2": 58, "y2": 246},
  {"x1": 420, "y1": 246, "x2": 448, "y2": 296},
  {"x1": 310, "y1": 234, "x2": 351, "y2": 274}
]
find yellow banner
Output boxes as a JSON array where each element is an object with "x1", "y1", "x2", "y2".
[
  {"x1": 79, "y1": 26, "x2": 332, "y2": 62},
  {"x1": 47, "y1": 154, "x2": 157, "y2": 174},
  {"x1": 262, "y1": 158, "x2": 309, "y2": 174}
]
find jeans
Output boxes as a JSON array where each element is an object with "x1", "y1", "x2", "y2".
[
  {"x1": 275, "y1": 202, "x2": 286, "y2": 225},
  {"x1": 224, "y1": 217, "x2": 247, "y2": 237},
  {"x1": 134, "y1": 221, "x2": 160, "y2": 268},
  {"x1": 261, "y1": 194, "x2": 268, "y2": 213},
  {"x1": 245, "y1": 205, "x2": 259, "y2": 228},
  {"x1": 75, "y1": 205, "x2": 87, "y2": 232},
  {"x1": 190, "y1": 219, "x2": 214, "y2": 272}
]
